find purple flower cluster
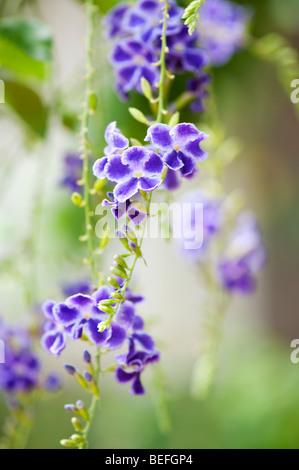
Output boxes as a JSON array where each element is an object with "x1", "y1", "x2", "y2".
[
  {"x1": 176, "y1": 191, "x2": 265, "y2": 294},
  {"x1": 104, "y1": 0, "x2": 250, "y2": 106},
  {"x1": 104, "y1": 0, "x2": 208, "y2": 106},
  {"x1": 93, "y1": 121, "x2": 209, "y2": 211},
  {"x1": 198, "y1": 0, "x2": 251, "y2": 66},
  {"x1": 41, "y1": 286, "x2": 159, "y2": 395},
  {"x1": 0, "y1": 319, "x2": 60, "y2": 395}
]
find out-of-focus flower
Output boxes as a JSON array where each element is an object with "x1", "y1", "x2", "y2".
[
  {"x1": 187, "y1": 73, "x2": 210, "y2": 113},
  {"x1": 218, "y1": 212, "x2": 266, "y2": 294},
  {"x1": 110, "y1": 38, "x2": 159, "y2": 99},
  {"x1": 60, "y1": 153, "x2": 83, "y2": 193},
  {"x1": 197, "y1": 0, "x2": 251, "y2": 66},
  {"x1": 165, "y1": 25, "x2": 208, "y2": 73}
]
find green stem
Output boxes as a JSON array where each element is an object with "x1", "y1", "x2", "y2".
[
  {"x1": 80, "y1": 0, "x2": 98, "y2": 285},
  {"x1": 156, "y1": 0, "x2": 170, "y2": 123},
  {"x1": 80, "y1": 350, "x2": 101, "y2": 449}
]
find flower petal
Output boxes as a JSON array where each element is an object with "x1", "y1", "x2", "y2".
[
  {"x1": 115, "y1": 301, "x2": 135, "y2": 330},
  {"x1": 86, "y1": 319, "x2": 111, "y2": 347},
  {"x1": 138, "y1": 176, "x2": 162, "y2": 192},
  {"x1": 143, "y1": 153, "x2": 164, "y2": 175},
  {"x1": 93, "y1": 157, "x2": 108, "y2": 179},
  {"x1": 53, "y1": 303, "x2": 80, "y2": 327},
  {"x1": 104, "y1": 323, "x2": 127, "y2": 350},
  {"x1": 164, "y1": 150, "x2": 183, "y2": 170},
  {"x1": 106, "y1": 155, "x2": 131, "y2": 182},
  {"x1": 145, "y1": 123, "x2": 172, "y2": 149},
  {"x1": 114, "y1": 178, "x2": 139, "y2": 203},
  {"x1": 116, "y1": 367, "x2": 136, "y2": 383}
]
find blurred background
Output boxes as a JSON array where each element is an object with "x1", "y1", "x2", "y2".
[{"x1": 0, "y1": 0, "x2": 299, "y2": 449}]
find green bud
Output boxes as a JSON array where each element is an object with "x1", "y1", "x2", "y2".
[
  {"x1": 98, "y1": 302, "x2": 114, "y2": 314},
  {"x1": 110, "y1": 266, "x2": 127, "y2": 279},
  {"x1": 114, "y1": 255, "x2": 128, "y2": 269},
  {"x1": 72, "y1": 192, "x2": 83, "y2": 207},
  {"x1": 89, "y1": 92, "x2": 98, "y2": 112},
  {"x1": 71, "y1": 434, "x2": 86, "y2": 444},
  {"x1": 107, "y1": 277, "x2": 120, "y2": 289},
  {"x1": 71, "y1": 417, "x2": 84, "y2": 432},
  {"x1": 110, "y1": 291, "x2": 123, "y2": 301},
  {"x1": 74, "y1": 372, "x2": 89, "y2": 391},
  {"x1": 98, "y1": 320, "x2": 109, "y2": 333},
  {"x1": 60, "y1": 439, "x2": 79, "y2": 448},
  {"x1": 93, "y1": 178, "x2": 106, "y2": 192},
  {"x1": 122, "y1": 225, "x2": 138, "y2": 244}
]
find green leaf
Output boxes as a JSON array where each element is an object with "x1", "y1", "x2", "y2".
[
  {"x1": 0, "y1": 18, "x2": 53, "y2": 79},
  {"x1": 5, "y1": 81, "x2": 48, "y2": 137},
  {"x1": 0, "y1": 18, "x2": 53, "y2": 61},
  {"x1": 128, "y1": 107, "x2": 150, "y2": 126},
  {"x1": 0, "y1": 37, "x2": 46, "y2": 79},
  {"x1": 168, "y1": 111, "x2": 180, "y2": 127},
  {"x1": 140, "y1": 77, "x2": 153, "y2": 101}
]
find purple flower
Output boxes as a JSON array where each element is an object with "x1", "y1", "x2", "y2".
[
  {"x1": 0, "y1": 348, "x2": 40, "y2": 394},
  {"x1": 52, "y1": 287, "x2": 115, "y2": 348},
  {"x1": 110, "y1": 38, "x2": 159, "y2": 99},
  {"x1": 145, "y1": 123, "x2": 208, "y2": 177},
  {"x1": 41, "y1": 300, "x2": 73, "y2": 356},
  {"x1": 116, "y1": 338, "x2": 160, "y2": 395},
  {"x1": 106, "y1": 146, "x2": 163, "y2": 203},
  {"x1": 103, "y1": 3, "x2": 131, "y2": 39},
  {"x1": 198, "y1": 0, "x2": 251, "y2": 66},
  {"x1": 60, "y1": 153, "x2": 83, "y2": 193},
  {"x1": 164, "y1": 24, "x2": 208, "y2": 73},
  {"x1": 0, "y1": 319, "x2": 60, "y2": 395},
  {"x1": 218, "y1": 212, "x2": 266, "y2": 294},
  {"x1": 123, "y1": 0, "x2": 183, "y2": 44},
  {"x1": 187, "y1": 73, "x2": 210, "y2": 113},
  {"x1": 93, "y1": 121, "x2": 129, "y2": 181}
]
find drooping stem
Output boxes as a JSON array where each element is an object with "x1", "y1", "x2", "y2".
[
  {"x1": 156, "y1": 0, "x2": 170, "y2": 123},
  {"x1": 79, "y1": 350, "x2": 101, "y2": 449},
  {"x1": 80, "y1": 0, "x2": 98, "y2": 285}
]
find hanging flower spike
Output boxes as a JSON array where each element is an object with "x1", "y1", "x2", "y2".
[{"x1": 145, "y1": 122, "x2": 209, "y2": 177}]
